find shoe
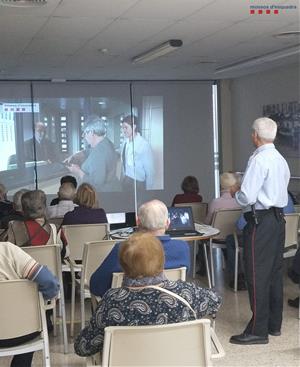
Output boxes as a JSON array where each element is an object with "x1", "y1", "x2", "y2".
[
  {"x1": 229, "y1": 279, "x2": 247, "y2": 291},
  {"x1": 269, "y1": 330, "x2": 281, "y2": 336},
  {"x1": 288, "y1": 297, "x2": 299, "y2": 308},
  {"x1": 230, "y1": 333, "x2": 269, "y2": 345},
  {"x1": 288, "y1": 269, "x2": 300, "y2": 284}
]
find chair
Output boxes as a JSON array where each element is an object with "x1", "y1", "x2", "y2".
[
  {"x1": 205, "y1": 208, "x2": 242, "y2": 288},
  {"x1": 294, "y1": 204, "x2": 300, "y2": 214},
  {"x1": 111, "y1": 267, "x2": 187, "y2": 289},
  {"x1": 80, "y1": 240, "x2": 117, "y2": 329},
  {"x1": 283, "y1": 213, "x2": 299, "y2": 259},
  {"x1": 22, "y1": 244, "x2": 68, "y2": 354},
  {"x1": 95, "y1": 319, "x2": 224, "y2": 367},
  {"x1": 62, "y1": 223, "x2": 109, "y2": 336},
  {"x1": 175, "y1": 202, "x2": 208, "y2": 223},
  {"x1": 0, "y1": 280, "x2": 50, "y2": 367}
]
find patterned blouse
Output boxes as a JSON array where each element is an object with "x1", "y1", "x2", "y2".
[{"x1": 74, "y1": 280, "x2": 221, "y2": 357}]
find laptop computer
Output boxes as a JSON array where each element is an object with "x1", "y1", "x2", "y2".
[{"x1": 166, "y1": 206, "x2": 203, "y2": 237}]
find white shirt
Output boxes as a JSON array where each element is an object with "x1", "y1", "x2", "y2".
[
  {"x1": 122, "y1": 133, "x2": 154, "y2": 189},
  {"x1": 47, "y1": 200, "x2": 77, "y2": 218},
  {"x1": 235, "y1": 143, "x2": 290, "y2": 212}
]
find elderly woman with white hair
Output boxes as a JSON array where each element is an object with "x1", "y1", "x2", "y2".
[
  {"x1": 204, "y1": 172, "x2": 241, "y2": 225},
  {"x1": 75, "y1": 231, "x2": 221, "y2": 357}
]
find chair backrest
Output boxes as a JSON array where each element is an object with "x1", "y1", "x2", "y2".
[
  {"x1": 102, "y1": 319, "x2": 212, "y2": 367},
  {"x1": 284, "y1": 213, "x2": 299, "y2": 248},
  {"x1": 22, "y1": 244, "x2": 62, "y2": 281},
  {"x1": 0, "y1": 280, "x2": 42, "y2": 339},
  {"x1": 111, "y1": 267, "x2": 187, "y2": 289},
  {"x1": 294, "y1": 204, "x2": 300, "y2": 214},
  {"x1": 82, "y1": 240, "x2": 117, "y2": 286},
  {"x1": 62, "y1": 223, "x2": 109, "y2": 261},
  {"x1": 211, "y1": 208, "x2": 242, "y2": 241},
  {"x1": 175, "y1": 202, "x2": 208, "y2": 224},
  {"x1": 49, "y1": 217, "x2": 64, "y2": 231}
]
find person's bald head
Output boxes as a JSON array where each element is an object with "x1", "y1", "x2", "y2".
[{"x1": 137, "y1": 200, "x2": 169, "y2": 234}]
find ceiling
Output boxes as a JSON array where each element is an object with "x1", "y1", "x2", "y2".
[{"x1": 0, "y1": 0, "x2": 299, "y2": 80}]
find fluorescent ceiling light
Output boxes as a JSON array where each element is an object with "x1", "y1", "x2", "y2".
[
  {"x1": 215, "y1": 44, "x2": 300, "y2": 74},
  {"x1": 132, "y1": 39, "x2": 183, "y2": 64}
]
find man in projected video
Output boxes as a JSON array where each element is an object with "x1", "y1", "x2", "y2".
[
  {"x1": 67, "y1": 115, "x2": 119, "y2": 192},
  {"x1": 24, "y1": 121, "x2": 57, "y2": 163},
  {"x1": 121, "y1": 115, "x2": 154, "y2": 191}
]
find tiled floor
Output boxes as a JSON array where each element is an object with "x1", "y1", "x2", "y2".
[{"x1": 1, "y1": 252, "x2": 299, "y2": 366}]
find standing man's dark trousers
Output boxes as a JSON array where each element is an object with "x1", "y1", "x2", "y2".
[{"x1": 243, "y1": 208, "x2": 285, "y2": 337}]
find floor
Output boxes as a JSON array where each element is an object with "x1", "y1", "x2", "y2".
[{"x1": 1, "y1": 250, "x2": 299, "y2": 367}]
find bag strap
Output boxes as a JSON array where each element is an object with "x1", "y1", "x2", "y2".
[{"x1": 144, "y1": 285, "x2": 197, "y2": 319}]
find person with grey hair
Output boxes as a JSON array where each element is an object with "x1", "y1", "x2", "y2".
[
  {"x1": 0, "y1": 183, "x2": 13, "y2": 222},
  {"x1": 230, "y1": 117, "x2": 290, "y2": 345},
  {"x1": 0, "y1": 189, "x2": 29, "y2": 231},
  {"x1": 7, "y1": 190, "x2": 56, "y2": 247},
  {"x1": 204, "y1": 172, "x2": 241, "y2": 224},
  {"x1": 67, "y1": 115, "x2": 119, "y2": 192},
  {"x1": 90, "y1": 199, "x2": 190, "y2": 297},
  {"x1": 47, "y1": 182, "x2": 77, "y2": 219}
]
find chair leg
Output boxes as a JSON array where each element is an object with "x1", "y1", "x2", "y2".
[
  {"x1": 60, "y1": 292, "x2": 69, "y2": 354},
  {"x1": 70, "y1": 268, "x2": 76, "y2": 338},
  {"x1": 203, "y1": 242, "x2": 212, "y2": 288},
  {"x1": 53, "y1": 302, "x2": 57, "y2": 337},
  {"x1": 81, "y1": 289, "x2": 85, "y2": 330},
  {"x1": 210, "y1": 240, "x2": 215, "y2": 287},
  {"x1": 192, "y1": 240, "x2": 197, "y2": 278},
  {"x1": 234, "y1": 248, "x2": 239, "y2": 293}
]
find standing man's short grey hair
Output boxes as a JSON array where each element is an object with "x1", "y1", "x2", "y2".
[
  {"x1": 137, "y1": 200, "x2": 169, "y2": 231},
  {"x1": 252, "y1": 117, "x2": 277, "y2": 142}
]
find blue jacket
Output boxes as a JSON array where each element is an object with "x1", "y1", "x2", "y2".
[{"x1": 89, "y1": 235, "x2": 190, "y2": 297}]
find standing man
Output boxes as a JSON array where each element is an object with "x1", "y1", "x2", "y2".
[
  {"x1": 230, "y1": 117, "x2": 290, "y2": 345},
  {"x1": 121, "y1": 115, "x2": 154, "y2": 190}
]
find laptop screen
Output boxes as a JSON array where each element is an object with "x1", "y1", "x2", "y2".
[
  {"x1": 168, "y1": 206, "x2": 195, "y2": 231},
  {"x1": 107, "y1": 212, "x2": 126, "y2": 225}
]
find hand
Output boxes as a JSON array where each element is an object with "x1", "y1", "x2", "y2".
[{"x1": 67, "y1": 164, "x2": 84, "y2": 179}]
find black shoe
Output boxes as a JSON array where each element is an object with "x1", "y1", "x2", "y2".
[
  {"x1": 230, "y1": 333, "x2": 269, "y2": 345},
  {"x1": 288, "y1": 269, "x2": 300, "y2": 284},
  {"x1": 288, "y1": 297, "x2": 299, "y2": 308},
  {"x1": 269, "y1": 330, "x2": 281, "y2": 336}
]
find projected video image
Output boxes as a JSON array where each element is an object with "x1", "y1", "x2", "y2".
[{"x1": 0, "y1": 96, "x2": 164, "y2": 194}]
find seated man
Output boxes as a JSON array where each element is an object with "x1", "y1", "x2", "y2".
[
  {"x1": 90, "y1": 199, "x2": 190, "y2": 297},
  {"x1": 0, "y1": 241, "x2": 59, "y2": 367},
  {"x1": 0, "y1": 183, "x2": 13, "y2": 224},
  {"x1": 0, "y1": 189, "x2": 28, "y2": 232},
  {"x1": 47, "y1": 182, "x2": 77, "y2": 219},
  {"x1": 50, "y1": 175, "x2": 77, "y2": 206}
]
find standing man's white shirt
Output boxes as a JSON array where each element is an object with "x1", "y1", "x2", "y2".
[{"x1": 235, "y1": 143, "x2": 290, "y2": 212}]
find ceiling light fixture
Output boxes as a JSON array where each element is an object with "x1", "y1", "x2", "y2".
[
  {"x1": 0, "y1": 0, "x2": 47, "y2": 7},
  {"x1": 215, "y1": 44, "x2": 300, "y2": 74},
  {"x1": 132, "y1": 39, "x2": 183, "y2": 64}
]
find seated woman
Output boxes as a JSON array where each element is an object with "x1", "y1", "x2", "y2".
[
  {"x1": 172, "y1": 175, "x2": 202, "y2": 206},
  {"x1": 74, "y1": 232, "x2": 221, "y2": 357},
  {"x1": 204, "y1": 172, "x2": 241, "y2": 225},
  {"x1": 62, "y1": 182, "x2": 107, "y2": 225},
  {"x1": 7, "y1": 190, "x2": 56, "y2": 247}
]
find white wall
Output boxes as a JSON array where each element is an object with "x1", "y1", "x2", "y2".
[{"x1": 221, "y1": 63, "x2": 300, "y2": 193}]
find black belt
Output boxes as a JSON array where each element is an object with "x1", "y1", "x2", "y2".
[{"x1": 244, "y1": 207, "x2": 283, "y2": 224}]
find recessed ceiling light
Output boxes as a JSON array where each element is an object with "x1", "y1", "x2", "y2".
[
  {"x1": 273, "y1": 31, "x2": 300, "y2": 39},
  {"x1": 0, "y1": 0, "x2": 47, "y2": 7},
  {"x1": 98, "y1": 48, "x2": 109, "y2": 54}
]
